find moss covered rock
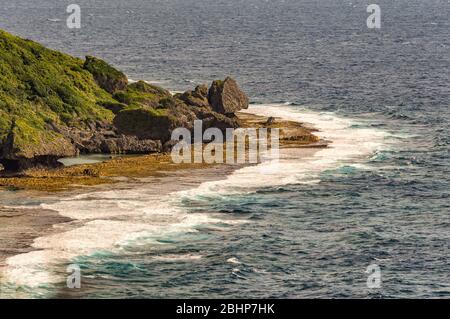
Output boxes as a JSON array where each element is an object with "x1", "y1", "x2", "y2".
[
  {"x1": 113, "y1": 80, "x2": 172, "y2": 107},
  {"x1": 0, "y1": 29, "x2": 250, "y2": 171},
  {"x1": 177, "y1": 84, "x2": 210, "y2": 108},
  {"x1": 113, "y1": 99, "x2": 197, "y2": 143},
  {"x1": 0, "y1": 29, "x2": 117, "y2": 170},
  {"x1": 83, "y1": 56, "x2": 128, "y2": 94}
]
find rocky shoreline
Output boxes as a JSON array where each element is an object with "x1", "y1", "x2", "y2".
[
  {"x1": 0, "y1": 111, "x2": 323, "y2": 191},
  {"x1": 0, "y1": 30, "x2": 252, "y2": 172},
  {"x1": 0, "y1": 29, "x2": 326, "y2": 189}
]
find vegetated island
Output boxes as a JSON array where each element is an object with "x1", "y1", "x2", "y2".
[{"x1": 0, "y1": 29, "x2": 324, "y2": 191}]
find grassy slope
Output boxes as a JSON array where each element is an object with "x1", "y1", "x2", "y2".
[{"x1": 0, "y1": 30, "x2": 116, "y2": 157}]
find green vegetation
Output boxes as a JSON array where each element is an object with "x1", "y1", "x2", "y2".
[
  {"x1": 113, "y1": 80, "x2": 172, "y2": 107},
  {"x1": 113, "y1": 107, "x2": 172, "y2": 141},
  {"x1": 83, "y1": 56, "x2": 127, "y2": 94},
  {"x1": 83, "y1": 56, "x2": 126, "y2": 86},
  {"x1": 0, "y1": 30, "x2": 175, "y2": 162},
  {"x1": 0, "y1": 30, "x2": 117, "y2": 157}
]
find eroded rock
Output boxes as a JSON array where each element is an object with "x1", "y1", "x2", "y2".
[{"x1": 208, "y1": 77, "x2": 249, "y2": 115}]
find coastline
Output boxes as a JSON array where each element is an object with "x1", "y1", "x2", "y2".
[
  {"x1": 0, "y1": 109, "x2": 325, "y2": 294},
  {"x1": 0, "y1": 112, "x2": 322, "y2": 192},
  {"x1": 0, "y1": 103, "x2": 391, "y2": 297}
]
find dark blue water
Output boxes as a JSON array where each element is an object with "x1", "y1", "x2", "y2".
[{"x1": 0, "y1": 0, "x2": 448, "y2": 298}]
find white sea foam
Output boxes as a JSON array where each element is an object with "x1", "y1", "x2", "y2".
[
  {"x1": 1, "y1": 103, "x2": 389, "y2": 292},
  {"x1": 227, "y1": 257, "x2": 242, "y2": 264},
  {"x1": 175, "y1": 104, "x2": 389, "y2": 200},
  {"x1": 153, "y1": 254, "x2": 203, "y2": 262}
]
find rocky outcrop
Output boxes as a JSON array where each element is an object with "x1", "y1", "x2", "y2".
[
  {"x1": 100, "y1": 136, "x2": 162, "y2": 154},
  {"x1": 52, "y1": 121, "x2": 162, "y2": 155},
  {"x1": 84, "y1": 56, "x2": 128, "y2": 94},
  {"x1": 177, "y1": 84, "x2": 210, "y2": 108},
  {"x1": 0, "y1": 29, "x2": 253, "y2": 171},
  {"x1": 113, "y1": 99, "x2": 197, "y2": 143},
  {"x1": 192, "y1": 108, "x2": 241, "y2": 132},
  {"x1": 208, "y1": 77, "x2": 249, "y2": 115},
  {"x1": 0, "y1": 121, "x2": 78, "y2": 171}
]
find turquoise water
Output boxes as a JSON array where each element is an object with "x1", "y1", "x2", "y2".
[{"x1": 0, "y1": 0, "x2": 449, "y2": 298}]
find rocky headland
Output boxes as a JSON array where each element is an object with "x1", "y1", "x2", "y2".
[
  {"x1": 0, "y1": 29, "x2": 251, "y2": 171},
  {"x1": 0, "y1": 29, "x2": 322, "y2": 191}
]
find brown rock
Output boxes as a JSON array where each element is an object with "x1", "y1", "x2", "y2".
[
  {"x1": 101, "y1": 136, "x2": 162, "y2": 154},
  {"x1": 208, "y1": 77, "x2": 249, "y2": 115},
  {"x1": 177, "y1": 84, "x2": 210, "y2": 108},
  {"x1": 113, "y1": 99, "x2": 197, "y2": 144}
]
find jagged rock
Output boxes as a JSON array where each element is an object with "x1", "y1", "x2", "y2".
[
  {"x1": 162, "y1": 140, "x2": 180, "y2": 153},
  {"x1": 51, "y1": 121, "x2": 113, "y2": 154},
  {"x1": 177, "y1": 85, "x2": 210, "y2": 108},
  {"x1": 114, "y1": 81, "x2": 172, "y2": 108},
  {"x1": 208, "y1": 77, "x2": 249, "y2": 115},
  {"x1": 101, "y1": 136, "x2": 162, "y2": 154},
  {"x1": 113, "y1": 98, "x2": 197, "y2": 143},
  {"x1": 0, "y1": 119, "x2": 78, "y2": 171},
  {"x1": 83, "y1": 56, "x2": 128, "y2": 94},
  {"x1": 193, "y1": 108, "x2": 241, "y2": 132}
]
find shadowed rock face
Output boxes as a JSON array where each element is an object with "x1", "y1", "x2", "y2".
[
  {"x1": 177, "y1": 85, "x2": 210, "y2": 108},
  {"x1": 0, "y1": 120, "x2": 78, "y2": 171},
  {"x1": 0, "y1": 156, "x2": 65, "y2": 171},
  {"x1": 192, "y1": 108, "x2": 241, "y2": 132},
  {"x1": 113, "y1": 99, "x2": 198, "y2": 143},
  {"x1": 208, "y1": 77, "x2": 249, "y2": 115},
  {"x1": 50, "y1": 120, "x2": 162, "y2": 155}
]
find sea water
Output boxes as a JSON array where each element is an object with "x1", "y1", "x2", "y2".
[{"x1": 0, "y1": 0, "x2": 448, "y2": 298}]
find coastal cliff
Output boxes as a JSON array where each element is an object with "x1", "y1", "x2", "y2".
[{"x1": 0, "y1": 30, "x2": 248, "y2": 171}]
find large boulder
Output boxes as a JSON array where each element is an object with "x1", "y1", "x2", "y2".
[
  {"x1": 208, "y1": 77, "x2": 249, "y2": 115},
  {"x1": 83, "y1": 56, "x2": 128, "y2": 94}
]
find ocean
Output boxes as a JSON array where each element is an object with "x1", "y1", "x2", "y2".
[{"x1": 0, "y1": 0, "x2": 448, "y2": 298}]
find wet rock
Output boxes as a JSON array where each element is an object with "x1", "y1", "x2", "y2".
[{"x1": 177, "y1": 84, "x2": 210, "y2": 108}]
